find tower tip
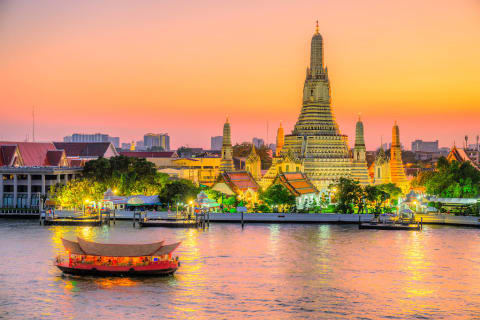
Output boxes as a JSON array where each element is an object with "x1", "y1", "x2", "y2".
[{"x1": 315, "y1": 20, "x2": 319, "y2": 34}]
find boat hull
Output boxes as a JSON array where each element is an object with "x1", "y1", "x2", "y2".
[{"x1": 56, "y1": 263, "x2": 178, "y2": 277}]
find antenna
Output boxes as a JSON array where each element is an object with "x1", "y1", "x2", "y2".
[
  {"x1": 266, "y1": 120, "x2": 269, "y2": 146},
  {"x1": 32, "y1": 106, "x2": 35, "y2": 142}
]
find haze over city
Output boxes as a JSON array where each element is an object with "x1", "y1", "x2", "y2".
[{"x1": 1, "y1": 0, "x2": 479, "y2": 149}]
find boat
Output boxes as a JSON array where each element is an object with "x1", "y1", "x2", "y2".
[{"x1": 55, "y1": 237, "x2": 181, "y2": 276}]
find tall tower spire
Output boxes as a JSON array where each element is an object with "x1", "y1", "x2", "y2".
[
  {"x1": 310, "y1": 21, "x2": 324, "y2": 75},
  {"x1": 220, "y1": 117, "x2": 235, "y2": 172},
  {"x1": 276, "y1": 122, "x2": 284, "y2": 156},
  {"x1": 389, "y1": 122, "x2": 409, "y2": 192},
  {"x1": 351, "y1": 116, "x2": 370, "y2": 185}
]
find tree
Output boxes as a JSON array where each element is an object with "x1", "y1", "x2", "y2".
[
  {"x1": 159, "y1": 180, "x2": 199, "y2": 206},
  {"x1": 50, "y1": 179, "x2": 104, "y2": 209},
  {"x1": 260, "y1": 184, "x2": 295, "y2": 212},
  {"x1": 333, "y1": 178, "x2": 363, "y2": 214}
]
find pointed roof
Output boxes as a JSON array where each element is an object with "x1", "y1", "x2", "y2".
[
  {"x1": 275, "y1": 172, "x2": 317, "y2": 197},
  {"x1": 53, "y1": 142, "x2": 117, "y2": 158},
  {"x1": 219, "y1": 171, "x2": 259, "y2": 193},
  {"x1": 447, "y1": 146, "x2": 480, "y2": 170},
  {"x1": 246, "y1": 144, "x2": 260, "y2": 163}
]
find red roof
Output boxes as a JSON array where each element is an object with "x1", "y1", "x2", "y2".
[
  {"x1": 0, "y1": 145, "x2": 18, "y2": 166},
  {"x1": 275, "y1": 172, "x2": 317, "y2": 196},
  {"x1": 46, "y1": 150, "x2": 65, "y2": 166},
  {"x1": 447, "y1": 146, "x2": 480, "y2": 170},
  {"x1": 119, "y1": 151, "x2": 178, "y2": 158},
  {"x1": 221, "y1": 171, "x2": 259, "y2": 193},
  {"x1": 53, "y1": 142, "x2": 114, "y2": 158},
  {"x1": 0, "y1": 142, "x2": 57, "y2": 166}
]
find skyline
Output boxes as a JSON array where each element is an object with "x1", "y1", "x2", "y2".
[{"x1": 1, "y1": 0, "x2": 480, "y2": 150}]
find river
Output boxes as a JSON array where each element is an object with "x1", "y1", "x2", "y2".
[{"x1": 1, "y1": 220, "x2": 480, "y2": 319}]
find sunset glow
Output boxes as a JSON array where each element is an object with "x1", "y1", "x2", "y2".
[{"x1": 1, "y1": 0, "x2": 479, "y2": 149}]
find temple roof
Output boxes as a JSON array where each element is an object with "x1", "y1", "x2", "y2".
[
  {"x1": 275, "y1": 172, "x2": 318, "y2": 197},
  {"x1": 447, "y1": 146, "x2": 480, "y2": 170},
  {"x1": 119, "y1": 151, "x2": 178, "y2": 158},
  {"x1": 53, "y1": 142, "x2": 117, "y2": 158},
  {"x1": 62, "y1": 237, "x2": 181, "y2": 257},
  {"x1": 220, "y1": 171, "x2": 259, "y2": 193}
]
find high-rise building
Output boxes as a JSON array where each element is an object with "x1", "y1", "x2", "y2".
[
  {"x1": 220, "y1": 118, "x2": 235, "y2": 173},
  {"x1": 351, "y1": 116, "x2": 370, "y2": 185},
  {"x1": 63, "y1": 133, "x2": 120, "y2": 147},
  {"x1": 282, "y1": 22, "x2": 351, "y2": 190},
  {"x1": 252, "y1": 138, "x2": 265, "y2": 148},
  {"x1": 411, "y1": 140, "x2": 439, "y2": 153},
  {"x1": 143, "y1": 133, "x2": 170, "y2": 151},
  {"x1": 211, "y1": 136, "x2": 223, "y2": 151}
]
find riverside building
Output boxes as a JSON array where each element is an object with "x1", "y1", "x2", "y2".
[{"x1": 281, "y1": 22, "x2": 351, "y2": 190}]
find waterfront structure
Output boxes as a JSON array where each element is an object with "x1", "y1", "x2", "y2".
[
  {"x1": 172, "y1": 157, "x2": 221, "y2": 186},
  {"x1": 273, "y1": 172, "x2": 318, "y2": 210},
  {"x1": 53, "y1": 142, "x2": 118, "y2": 163},
  {"x1": 389, "y1": 122, "x2": 409, "y2": 192},
  {"x1": 0, "y1": 142, "x2": 81, "y2": 208},
  {"x1": 282, "y1": 23, "x2": 351, "y2": 190},
  {"x1": 276, "y1": 122, "x2": 284, "y2": 157},
  {"x1": 63, "y1": 133, "x2": 120, "y2": 148},
  {"x1": 144, "y1": 133, "x2": 170, "y2": 151},
  {"x1": 211, "y1": 136, "x2": 223, "y2": 151},
  {"x1": 220, "y1": 118, "x2": 235, "y2": 173},
  {"x1": 351, "y1": 116, "x2": 370, "y2": 185},
  {"x1": 245, "y1": 145, "x2": 262, "y2": 181},
  {"x1": 259, "y1": 149, "x2": 303, "y2": 190},
  {"x1": 212, "y1": 171, "x2": 259, "y2": 204}
]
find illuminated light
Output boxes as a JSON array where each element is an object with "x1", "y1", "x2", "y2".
[{"x1": 113, "y1": 189, "x2": 118, "y2": 195}]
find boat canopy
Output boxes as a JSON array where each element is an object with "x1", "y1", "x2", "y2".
[{"x1": 61, "y1": 237, "x2": 180, "y2": 257}]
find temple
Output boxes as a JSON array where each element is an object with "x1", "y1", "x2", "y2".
[
  {"x1": 220, "y1": 117, "x2": 235, "y2": 173},
  {"x1": 282, "y1": 22, "x2": 351, "y2": 190},
  {"x1": 351, "y1": 116, "x2": 370, "y2": 185}
]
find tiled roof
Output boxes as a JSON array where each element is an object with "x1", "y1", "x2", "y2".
[
  {"x1": 0, "y1": 145, "x2": 18, "y2": 166},
  {"x1": 222, "y1": 171, "x2": 259, "y2": 193},
  {"x1": 119, "y1": 151, "x2": 178, "y2": 158},
  {"x1": 276, "y1": 172, "x2": 317, "y2": 196},
  {"x1": 46, "y1": 150, "x2": 65, "y2": 166},
  {"x1": 53, "y1": 142, "x2": 114, "y2": 158},
  {"x1": 447, "y1": 146, "x2": 480, "y2": 170},
  {"x1": 0, "y1": 142, "x2": 57, "y2": 166}
]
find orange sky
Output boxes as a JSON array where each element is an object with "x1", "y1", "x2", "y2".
[{"x1": 1, "y1": 0, "x2": 479, "y2": 150}]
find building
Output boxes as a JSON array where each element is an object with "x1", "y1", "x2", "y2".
[
  {"x1": 252, "y1": 137, "x2": 265, "y2": 148},
  {"x1": 370, "y1": 123, "x2": 409, "y2": 192},
  {"x1": 0, "y1": 142, "x2": 82, "y2": 208},
  {"x1": 245, "y1": 145, "x2": 261, "y2": 181},
  {"x1": 447, "y1": 146, "x2": 480, "y2": 170},
  {"x1": 53, "y1": 142, "x2": 118, "y2": 162},
  {"x1": 281, "y1": 23, "x2": 351, "y2": 190},
  {"x1": 211, "y1": 136, "x2": 223, "y2": 151},
  {"x1": 351, "y1": 116, "x2": 370, "y2": 185},
  {"x1": 63, "y1": 133, "x2": 120, "y2": 148},
  {"x1": 276, "y1": 122, "x2": 284, "y2": 157},
  {"x1": 212, "y1": 171, "x2": 259, "y2": 205},
  {"x1": 119, "y1": 151, "x2": 179, "y2": 168},
  {"x1": 411, "y1": 140, "x2": 439, "y2": 153},
  {"x1": 220, "y1": 118, "x2": 235, "y2": 173},
  {"x1": 144, "y1": 133, "x2": 170, "y2": 151},
  {"x1": 273, "y1": 172, "x2": 318, "y2": 210},
  {"x1": 172, "y1": 157, "x2": 221, "y2": 186}
]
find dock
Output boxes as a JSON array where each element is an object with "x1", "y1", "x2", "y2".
[
  {"x1": 138, "y1": 219, "x2": 199, "y2": 228},
  {"x1": 359, "y1": 222, "x2": 422, "y2": 230},
  {"x1": 40, "y1": 210, "x2": 112, "y2": 226}
]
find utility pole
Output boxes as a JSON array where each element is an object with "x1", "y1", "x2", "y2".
[{"x1": 32, "y1": 106, "x2": 35, "y2": 142}]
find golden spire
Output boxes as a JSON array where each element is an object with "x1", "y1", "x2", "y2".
[
  {"x1": 358, "y1": 113, "x2": 362, "y2": 121},
  {"x1": 315, "y1": 20, "x2": 319, "y2": 34},
  {"x1": 226, "y1": 115, "x2": 229, "y2": 123}
]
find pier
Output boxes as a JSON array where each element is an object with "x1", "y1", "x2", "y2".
[{"x1": 39, "y1": 209, "x2": 112, "y2": 226}]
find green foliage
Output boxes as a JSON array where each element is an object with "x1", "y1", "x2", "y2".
[
  {"x1": 177, "y1": 146, "x2": 193, "y2": 157},
  {"x1": 260, "y1": 184, "x2": 295, "y2": 207},
  {"x1": 418, "y1": 158, "x2": 480, "y2": 198},
  {"x1": 159, "y1": 180, "x2": 199, "y2": 205},
  {"x1": 82, "y1": 156, "x2": 167, "y2": 196},
  {"x1": 255, "y1": 203, "x2": 272, "y2": 213},
  {"x1": 50, "y1": 179, "x2": 104, "y2": 209}
]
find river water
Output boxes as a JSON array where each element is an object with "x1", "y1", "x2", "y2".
[{"x1": 1, "y1": 220, "x2": 480, "y2": 319}]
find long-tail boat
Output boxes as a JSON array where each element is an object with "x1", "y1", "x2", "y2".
[{"x1": 55, "y1": 237, "x2": 180, "y2": 276}]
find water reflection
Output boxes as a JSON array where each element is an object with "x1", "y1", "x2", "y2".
[{"x1": 1, "y1": 221, "x2": 480, "y2": 319}]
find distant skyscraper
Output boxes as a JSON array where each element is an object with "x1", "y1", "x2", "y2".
[
  {"x1": 411, "y1": 140, "x2": 439, "y2": 153},
  {"x1": 211, "y1": 136, "x2": 223, "y2": 151},
  {"x1": 63, "y1": 133, "x2": 120, "y2": 147},
  {"x1": 252, "y1": 137, "x2": 265, "y2": 148},
  {"x1": 144, "y1": 133, "x2": 170, "y2": 151},
  {"x1": 220, "y1": 118, "x2": 234, "y2": 173}
]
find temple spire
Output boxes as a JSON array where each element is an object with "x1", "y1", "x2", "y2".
[{"x1": 315, "y1": 20, "x2": 319, "y2": 34}]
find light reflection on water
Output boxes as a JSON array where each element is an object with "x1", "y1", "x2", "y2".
[{"x1": 1, "y1": 220, "x2": 480, "y2": 319}]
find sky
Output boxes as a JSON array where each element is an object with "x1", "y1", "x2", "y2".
[{"x1": 1, "y1": 0, "x2": 479, "y2": 150}]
